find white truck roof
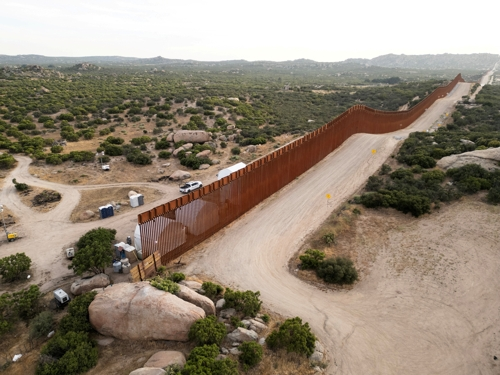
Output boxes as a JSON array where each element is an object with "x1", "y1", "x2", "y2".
[{"x1": 217, "y1": 162, "x2": 246, "y2": 180}]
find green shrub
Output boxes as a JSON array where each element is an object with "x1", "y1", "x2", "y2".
[
  {"x1": 390, "y1": 168, "x2": 414, "y2": 180},
  {"x1": 188, "y1": 315, "x2": 227, "y2": 346},
  {"x1": 316, "y1": 257, "x2": 358, "y2": 285},
  {"x1": 180, "y1": 154, "x2": 212, "y2": 170},
  {"x1": 50, "y1": 145, "x2": 63, "y2": 154},
  {"x1": 230, "y1": 147, "x2": 240, "y2": 155},
  {"x1": 168, "y1": 272, "x2": 185, "y2": 283},
  {"x1": 239, "y1": 341, "x2": 263, "y2": 369},
  {"x1": 58, "y1": 292, "x2": 97, "y2": 335},
  {"x1": 421, "y1": 170, "x2": 446, "y2": 184},
  {"x1": 322, "y1": 232, "x2": 335, "y2": 245},
  {"x1": 29, "y1": 311, "x2": 54, "y2": 340},
  {"x1": 0, "y1": 153, "x2": 16, "y2": 169},
  {"x1": 150, "y1": 276, "x2": 180, "y2": 294},
  {"x1": 299, "y1": 249, "x2": 325, "y2": 270},
  {"x1": 223, "y1": 289, "x2": 262, "y2": 317},
  {"x1": 0, "y1": 252, "x2": 32, "y2": 282},
  {"x1": 202, "y1": 281, "x2": 224, "y2": 299},
  {"x1": 230, "y1": 316, "x2": 244, "y2": 328},
  {"x1": 45, "y1": 154, "x2": 63, "y2": 165},
  {"x1": 261, "y1": 314, "x2": 270, "y2": 323},
  {"x1": 220, "y1": 141, "x2": 227, "y2": 148},
  {"x1": 183, "y1": 344, "x2": 238, "y2": 375},
  {"x1": 36, "y1": 331, "x2": 98, "y2": 375},
  {"x1": 365, "y1": 176, "x2": 384, "y2": 191},
  {"x1": 379, "y1": 164, "x2": 392, "y2": 175},
  {"x1": 487, "y1": 184, "x2": 500, "y2": 204},
  {"x1": 266, "y1": 317, "x2": 316, "y2": 357},
  {"x1": 158, "y1": 151, "x2": 171, "y2": 159},
  {"x1": 12, "y1": 178, "x2": 29, "y2": 191}
]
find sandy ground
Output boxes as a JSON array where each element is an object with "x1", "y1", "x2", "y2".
[{"x1": 3, "y1": 82, "x2": 497, "y2": 374}]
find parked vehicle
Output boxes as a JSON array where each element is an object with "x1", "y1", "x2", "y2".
[{"x1": 180, "y1": 181, "x2": 203, "y2": 193}]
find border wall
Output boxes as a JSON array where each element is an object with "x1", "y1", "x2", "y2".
[{"x1": 134, "y1": 74, "x2": 464, "y2": 272}]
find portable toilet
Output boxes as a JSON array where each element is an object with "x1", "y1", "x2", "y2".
[
  {"x1": 99, "y1": 205, "x2": 109, "y2": 219},
  {"x1": 130, "y1": 194, "x2": 140, "y2": 208},
  {"x1": 137, "y1": 194, "x2": 144, "y2": 206},
  {"x1": 107, "y1": 204, "x2": 114, "y2": 217}
]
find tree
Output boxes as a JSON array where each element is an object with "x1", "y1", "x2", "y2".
[
  {"x1": 0, "y1": 153, "x2": 16, "y2": 169},
  {"x1": 0, "y1": 252, "x2": 32, "y2": 282},
  {"x1": 69, "y1": 228, "x2": 116, "y2": 275},
  {"x1": 223, "y1": 289, "x2": 262, "y2": 317}
]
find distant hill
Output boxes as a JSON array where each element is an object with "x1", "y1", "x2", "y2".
[
  {"x1": 345, "y1": 53, "x2": 499, "y2": 70},
  {"x1": 0, "y1": 53, "x2": 498, "y2": 71}
]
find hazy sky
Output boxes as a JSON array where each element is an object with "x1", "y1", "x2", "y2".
[{"x1": 1, "y1": 0, "x2": 498, "y2": 62}]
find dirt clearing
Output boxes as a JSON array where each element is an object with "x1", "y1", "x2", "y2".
[{"x1": 70, "y1": 186, "x2": 164, "y2": 222}]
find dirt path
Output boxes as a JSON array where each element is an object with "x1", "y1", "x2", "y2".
[
  {"x1": 180, "y1": 82, "x2": 499, "y2": 374},
  {"x1": 0, "y1": 157, "x2": 185, "y2": 293}
]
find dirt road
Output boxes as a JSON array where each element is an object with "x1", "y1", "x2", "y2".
[
  {"x1": 181, "y1": 82, "x2": 500, "y2": 374},
  {"x1": 0, "y1": 157, "x2": 183, "y2": 293}
]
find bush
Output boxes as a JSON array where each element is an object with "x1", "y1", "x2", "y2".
[
  {"x1": 29, "y1": 311, "x2": 54, "y2": 340},
  {"x1": 299, "y1": 249, "x2": 325, "y2": 270},
  {"x1": 45, "y1": 154, "x2": 63, "y2": 165},
  {"x1": 230, "y1": 316, "x2": 245, "y2": 328},
  {"x1": 0, "y1": 252, "x2": 32, "y2": 282},
  {"x1": 150, "y1": 276, "x2": 180, "y2": 294},
  {"x1": 58, "y1": 292, "x2": 97, "y2": 335},
  {"x1": 220, "y1": 141, "x2": 227, "y2": 148},
  {"x1": 322, "y1": 232, "x2": 335, "y2": 245},
  {"x1": 180, "y1": 154, "x2": 212, "y2": 170},
  {"x1": 50, "y1": 145, "x2": 63, "y2": 154},
  {"x1": 239, "y1": 341, "x2": 263, "y2": 369},
  {"x1": 421, "y1": 170, "x2": 446, "y2": 184},
  {"x1": 487, "y1": 184, "x2": 500, "y2": 204},
  {"x1": 183, "y1": 344, "x2": 238, "y2": 375},
  {"x1": 316, "y1": 257, "x2": 358, "y2": 285},
  {"x1": 223, "y1": 288, "x2": 262, "y2": 317},
  {"x1": 0, "y1": 153, "x2": 16, "y2": 169},
  {"x1": 158, "y1": 151, "x2": 171, "y2": 159},
  {"x1": 188, "y1": 315, "x2": 226, "y2": 346},
  {"x1": 168, "y1": 272, "x2": 185, "y2": 283},
  {"x1": 230, "y1": 147, "x2": 240, "y2": 155},
  {"x1": 365, "y1": 176, "x2": 384, "y2": 191},
  {"x1": 379, "y1": 164, "x2": 392, "y2": 175},
  {"x1": 12, "y1": 178, "x2": 29, "y2": 191},
  {"x1": 202, "y1": 281, "x2": 224, "y2": 300},
  {"x1": 261, "y1": 314, "x2": 270, "y2": 323},
  {"x1": 36, "y1": 331, "x2": 98, "y2": 375},
  {"x1": 266, "y1": 317, "x2": 316, "y2": 357}
]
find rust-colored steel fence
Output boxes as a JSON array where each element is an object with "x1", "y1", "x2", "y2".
[{"x1": 136, "y1": 74, "x2": 464, "y2": 266}]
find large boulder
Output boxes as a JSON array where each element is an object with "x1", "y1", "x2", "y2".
[
  {"x1": 169, "y1": 170, "x2": 191, "y2": 181},
  {"x1": 179, "y1": 280, "x2": 203, "y2": 291},
  {"x1": 196, "y1": 150, "x2": 212, "y2": 158},
  {"x1": 437, "y1": 147, "x2": 500, "y2": 171},
  {"x1": 173, "y1": 130, "x2": 211, "y2": 144},
  {"x1": 176, "y1": 285, "x2": 216, "y2": 316},
  {"x1": 89, "y1": 282, "x2": 205, "y2": 341},
  {"x1": 143, "y1": 351, "x2": 186, "y2": 369},
  {"x1": 71, "y1": 274, "x2": 110, "y2": 296},
  {"x1": 226, "y1": 327, "x2": 258, "y2": 342},
  {"x1": 79, "y1": 210, "x2": 95, "y2": 220}
]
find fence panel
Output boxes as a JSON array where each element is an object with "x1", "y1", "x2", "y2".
[{"x1": 135, "y1": 74, "x2": 464, "y2": 268}]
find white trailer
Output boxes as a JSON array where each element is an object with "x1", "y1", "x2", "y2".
[{"x1": 217, "y1": 162, "x2": 246, "y2": 180}]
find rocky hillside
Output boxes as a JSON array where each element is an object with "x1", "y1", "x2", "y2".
[{"x1": 347, "y1": 53, "x2": 500, "y2": 70}]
